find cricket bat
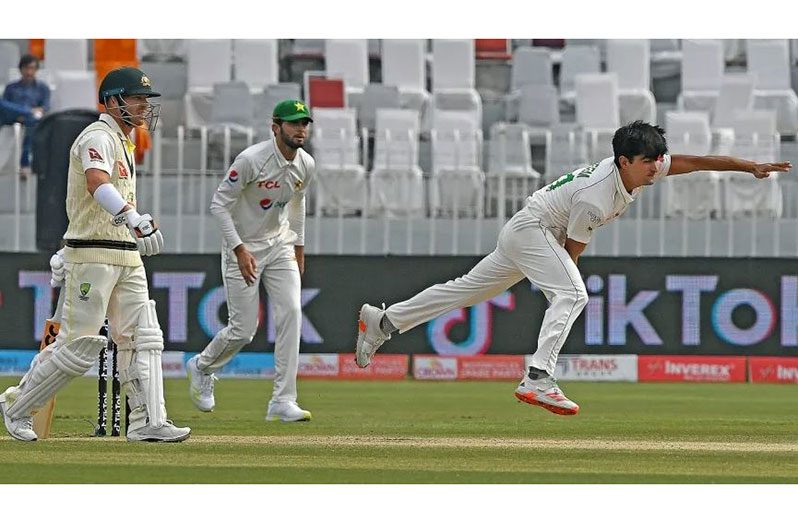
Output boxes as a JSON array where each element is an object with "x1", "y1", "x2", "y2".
[{"x1": 31, "y1": 287, "x2": 65, "y2": 439}]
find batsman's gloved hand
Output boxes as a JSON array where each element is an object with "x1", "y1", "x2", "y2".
[
  {"x1": 49, "y1": 248, "x2": 65, "y2": 288},
  {"x1": 111, "y1": 209, "x2": 164, "y2": 256}
]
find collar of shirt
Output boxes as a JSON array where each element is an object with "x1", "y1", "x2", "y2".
[
  {"x1": 612, "y1": 163, "x2": 636, "y2": 204},
  {"x1": 99, "y1": 113, "x2": 136, "y2": 156},
  {"x1": 272, "y1": 137, "x2": 296, "y2": 168}
]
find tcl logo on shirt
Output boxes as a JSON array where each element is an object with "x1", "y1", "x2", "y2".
[{"x1": 257, "y1": 180, "x2": 281, "y2": 190}]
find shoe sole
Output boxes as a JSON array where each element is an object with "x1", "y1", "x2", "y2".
[
  {"x1": 265, "y1": 414, "x2": 312, "y2": 422},
  {"x1": 127, "y1": 431, "x2": 191, "y2": 443},
  {"x1": 355, "y1": 306, "x2": 371, "y2": 369},
  {"x1": 514, "y1": 391, "x2": 579, "y2": 416}
]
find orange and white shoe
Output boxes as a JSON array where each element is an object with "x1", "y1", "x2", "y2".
[
  {"x1": 514, "y1": 376, "x2": 579, "y2": 415},
  {"x1": 355, "y1": 303, "x2": 391, "y2": 368}
]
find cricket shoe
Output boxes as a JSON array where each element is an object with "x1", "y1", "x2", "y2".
[
  {"x1": 0, "y1": 386, "x2": 37, "y2": 442},
  {"x1": 514, "y1": 375, "x2": 579, "y2": 416},
  {"x1": 126, "y1": 419, "x2": 192, "y2": 442},
  {"x1": 266, "y1": 401, "x2": 312, "y2": 422},
  {"x1": 355, "y1": 303, "x2": 390, "y2": 368},
  {"x1": 187, "y1": 355, "x2": 217, "y2": 412}
]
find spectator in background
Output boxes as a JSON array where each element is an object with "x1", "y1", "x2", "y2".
[{"x1": 1, "y1": 54, "x2": 50, "y2": 178}]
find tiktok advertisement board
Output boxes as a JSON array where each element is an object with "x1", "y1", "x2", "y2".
[{"x1": 0, "y1": 254, "x2": 796, "y2": 357}]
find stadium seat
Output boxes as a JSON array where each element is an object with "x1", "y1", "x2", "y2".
[
  {"x1": 724, "y1": 110, "x2": 782, "y2": 217},
  {"x1": 381, "y1": 39, "x2": 430, "y2": 120},
  {"x1": 747, "y1": 39, "x2": 798, "y2": 135},
  {"x1": 475, "y1": 39, "x2": 511, "y2": 60},
  {"x1": 137, "y1": 39, "x2": 187, "y2": 62},
  {"x1": 678, "y1": 39, "x2": 724, "y2": 113},
  {"x1": 233, "y1": 39, "x2": 278, "y2": 92},
  {"x1": 51, "y1": 70, "x2": 96, "y2": 112},
  {"x1": 712, "y1": 73, "x2": 755, "y2": 130},
  {"x1": 575, "y1": 73, "x2": 619, "y2": 160},
  {"x1": 430, "y1": 110, "x2": 485, "y2": 217},
  {"x1": 43, "y1": 39, "x2": 88, "y2": 72},
  {"x1": 663, "y1": 111, "x2": 721, "y2": 219},
  {"x1": 559, "y1": 45, "x2": 601, "y2": 104},
  {"x1": 357, "y1": 83, "x2": 401, "y2": 134},
  {"x1": 487, "y1": 122, "x2": 541, "y2": 216},
  {"x1": 369, "y1": 108, "x2": 424, "y2": 217},
  {"x1": 185, "y1": 39, "x2": 232, "y2": 129},
  {"x1": 210, "y1": 81, "x2": 254, "y2": 131},
  {"x1": 307, "y1": 76, "x2": 346, "y2": 109},
  {"x1": 516, "y1": 84, "x2": 558, "y2": 177},
  {"x1": 325, "y1": 39, "x2": 368, "y2": 107},
  {"x1": 606, "y1": 39, "x2": 656, "y2": 124},
  {"x1": 432, "y1": 39, "x2": 475, "y2": 91},
  {"x1": 311, "y1": 107, "x2": 367, "y2": 216},
  {"x1": 0, "y1": 41, "x2": 21, "y2": 86},
  {"x1": 505, "y1": 47, "x2": 554, "y2": 121}
]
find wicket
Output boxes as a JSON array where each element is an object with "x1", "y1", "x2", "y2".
[{"x1": 95, "y1": 320, "x2": 129, "y2": 437}]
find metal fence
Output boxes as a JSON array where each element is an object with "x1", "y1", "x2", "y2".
[{"x1": 1, "y1": 123, "x2": 797, "y2": 256}]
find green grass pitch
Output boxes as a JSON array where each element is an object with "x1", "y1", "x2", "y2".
[{"x1": 1, "y1": 376, "x2": 796, "y2": 483}]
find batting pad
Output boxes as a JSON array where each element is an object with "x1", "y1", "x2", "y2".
[
  {"x1": 120, "y1": 300, "x2": 166, "y2": 428},
  {"x1": 7, "y1": 336, "x2": 106, "y2": 418}
]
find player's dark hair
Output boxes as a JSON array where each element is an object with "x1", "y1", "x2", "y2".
[
  {"x1": 612, "y1": 121, "x2": 668, "y2": 167},
  {"x1": 18, "y1": 54, "x2": 39, "y2": 70}
]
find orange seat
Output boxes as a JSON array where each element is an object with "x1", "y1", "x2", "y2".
[
  {"x1": 475, "y1": 39, "x2": 511, "y2": 60},
  {"x1": 94, "y1": 39, "x2": 137, "y2": 63},
  {"x1": 29, "y1": 39, "x2": 45, "y2": 60},
  {"x1": 308, "y1": 77, "x2": 346, "y2": 108}
]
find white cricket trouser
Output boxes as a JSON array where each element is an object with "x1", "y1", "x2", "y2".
[
  {"x1": 386, "y1": 207, "x2": 588, "y2": 375},
  {"x1": 58, "y1": 262, "x2": 151, "y2": 350},
  {"x1": 198, "y1": 242, "x2": 302, "y2": 403}
]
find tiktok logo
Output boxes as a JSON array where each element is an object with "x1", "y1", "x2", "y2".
[{"x1": 426, "y1": 292, "x2": 515, "y2": 355}]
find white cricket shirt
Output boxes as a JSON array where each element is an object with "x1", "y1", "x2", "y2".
[
  {"x1": 210, "y1": 137, "x2": 315, "y2": 251},
  {"x1": 524, "y1": 154, "x2": 671, "y2": 244}
]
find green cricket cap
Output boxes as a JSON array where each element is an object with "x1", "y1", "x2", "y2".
[
  {"x1": 98, "y1": 66, "x2": 160, "y2": 104},
  {"x1": 272, "y1": 99, "x2": 313, "y2": 122}
]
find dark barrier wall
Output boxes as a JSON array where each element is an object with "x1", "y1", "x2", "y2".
[
  {"x1": 33, "y1": 109, "x2": 101, "y2": 252},
  {"x1": 2, "y1": 253, "x2": 797, "y2": 356}
]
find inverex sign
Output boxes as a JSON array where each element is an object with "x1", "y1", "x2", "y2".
[
  {"x1": 748, "y1": 357, "x2": 798, "y2": 384},
  {"x1": 638, "y1": 355, "x2": 747, "y2": 382}
]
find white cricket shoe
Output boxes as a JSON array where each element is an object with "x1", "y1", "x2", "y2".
[
  {"x1": 514, "y1": 375, "x2": 580, "y2": 416},
  {"x1": 187, "y1": 355, "x2": 216, "y2": 412},
  {"x1": 0, "y1": 386, "x2": 38, "y2": 442},
  {"x1": 266, "y1": 401, "x2": 312, "y2": 422},
  {"x1": 355, "y1": 303, "x2": 391, "y2": 368},
  {"x1": 127, "y1": 419, "x2": 192, "y2": 442}
]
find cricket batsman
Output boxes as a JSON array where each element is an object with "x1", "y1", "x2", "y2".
[{"x1": 0, "y1": 67, "x2": 191, "y2": 442}]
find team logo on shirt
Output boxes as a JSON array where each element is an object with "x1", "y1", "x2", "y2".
[
  {"x1": 79, "y1": 282, "x2": 91, "y2": 301},
  {"x1": 117, "y1": 160, "x2": 129, "y2": 179},
  {"x1": 228, "y1": 169, "x2": 238, "y2": 182},
  {"x1": 88, "y1": 148, "x2": 103, "y2": 162}
]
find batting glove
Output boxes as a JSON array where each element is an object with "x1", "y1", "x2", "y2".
[
  {"x1": 111, "y1": 209, "x2": 165, "y2": 256},
  {"x1": 49, "y1": 248, "x2": 65, "y2": 288}
]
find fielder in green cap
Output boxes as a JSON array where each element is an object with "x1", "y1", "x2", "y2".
[{"x1": 185, "y1": 97, "x2": 316, "y2": 423}]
